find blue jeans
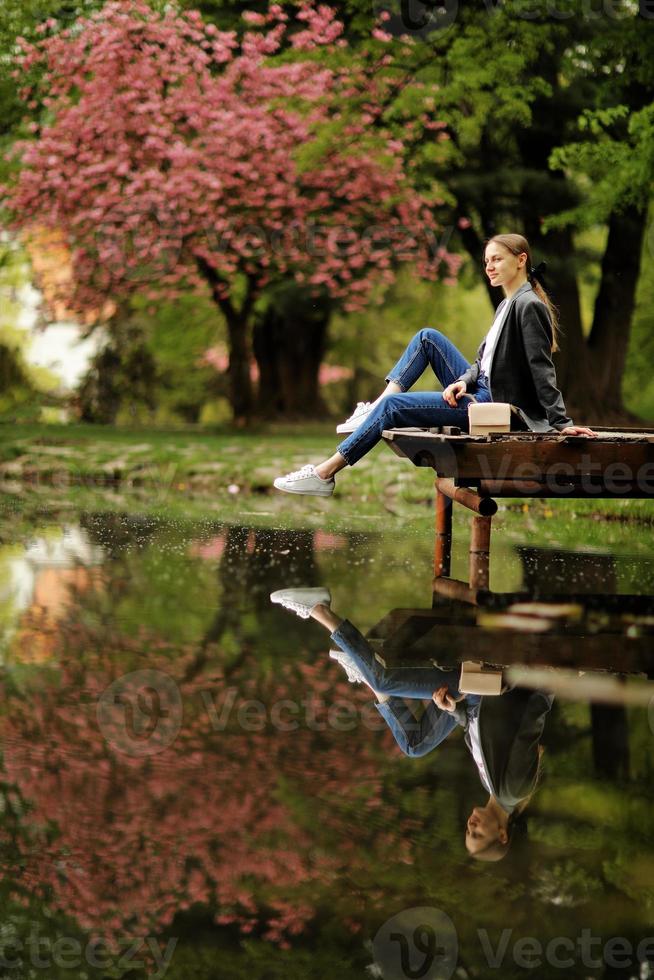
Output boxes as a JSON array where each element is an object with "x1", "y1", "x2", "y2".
[
  {"x1": 337, "y1": 328, "x2": 492, "y2": 466},
  {"x1": 331, "y1": 619, "x2": 480, "y2": 759}
]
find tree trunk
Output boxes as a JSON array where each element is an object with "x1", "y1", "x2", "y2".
[
  {"x1": 252, "y1": 287, "x2": 330, "y2": 418},
  {"x1": 484, "y1": 43, "x2": 646, "y2": 423},
  {"x1": 224, "y1": 310, "x2": 254, "y2": 423},
  {"x1": 195, "y1": 257, "x2": 255, "y2": 423},
  {"x1": 512, "y1": 50, "x2": 595, "y2": 411},
  {"x1": 527, "y1": 226, "x2": 593, "y2": 402},
  {"x1": 585, "y1": 204, "x2": 648, "y2": 417},
  {"x1": 591, "y1": 704, "x2": 630, "y2": 781}
]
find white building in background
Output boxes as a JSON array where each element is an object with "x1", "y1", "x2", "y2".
[
  {"x1": 1, "y1": 231, "x2": 105, "y2": 394},
  {"x1": 0, "y1": 525, "x2": 106, "y2": 661},
  {"x1": 13, "y1": 274, "x2": 104, "y2": 392},
  {"x1": 28, "y1": 320, "x2": 104, "y2": 390}
]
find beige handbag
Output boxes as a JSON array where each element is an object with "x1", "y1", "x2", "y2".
[
  {"x1": 459, "y1": 660, "x2": 504, "y2": 695},
  {"x1": 468, "y1": 401, "x2": 512, "y2": 435}
]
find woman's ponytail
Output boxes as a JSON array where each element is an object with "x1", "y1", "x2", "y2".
[{"x1": 529, "y1": 276, "x2": 560, "y2": 353}]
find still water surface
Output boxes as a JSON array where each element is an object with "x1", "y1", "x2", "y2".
[{"x1": 0, "y1": 498, "x2": 652, "y2": 980}]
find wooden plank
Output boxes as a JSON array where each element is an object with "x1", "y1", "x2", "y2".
[
  {"x1": 365, "y1": 608, "x2": 461, "y2": 643},
  {"x1": 475, "y1": 480, "x2": 654, "y2": 499},
  {"x1": 382, "y1": 429, "x2": 654, "y2": 484},
  {"x1": 505, "y1": 668, "x2": 654, "y2": 706},
  {"x1": 429, "y1": 583, "x2": 654, "y2": 614},
  {"x1": 378, "y1": 624, "x2": 654, "y2": 673},
  {"x1": 383, "y1": 428, "x2": 654, "y2": 445},
  {"x1": 366, "y1": 607, "x2": 478, "y2": 644},
  {"x1": 478, "y1": 591, "x2": 654, "y2": 614},
  {"x1": 587, "y1": 426, "x2": 654, "y2": 435}
]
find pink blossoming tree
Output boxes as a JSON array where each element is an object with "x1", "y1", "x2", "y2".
[{"x1": 3, "y1": 1, "x2": 459, "y2": 419}]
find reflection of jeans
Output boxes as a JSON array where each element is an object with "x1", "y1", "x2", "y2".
[
  {"x1": 331, "y1": 619, "x2": 480, "y2": 759},
  {"x1": 337, "y1": 329, "x2": 492, "y2": 466}
]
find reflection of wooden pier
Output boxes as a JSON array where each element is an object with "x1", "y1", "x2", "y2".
[
  {"x1": 367, "y1": 604, "x2": 654, "y2": 676},
  {"x1": 364, "y1": 543, "x2": 654, "y2": 701},
  {"x1": 382, "y1": 428, "x2": 654, "y2": 589}
]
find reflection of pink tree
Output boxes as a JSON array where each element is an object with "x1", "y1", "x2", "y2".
[
  {"x1": 4, "y1": 1, "x2": 459, "y2": 419},
  {"x1": 0, "y1": 620, "x2": 411, "y2": 945}
]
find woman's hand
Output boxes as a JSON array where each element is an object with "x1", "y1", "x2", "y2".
[
  {"x1": 432, "y1": 686, "x2": 464, "y2": 712},
  {"x1": 559, "y1": 425, "x2": 598, "y2": 438},
  {"x1": 443, "y1": 380, "x2": 467, "y2": 407}
]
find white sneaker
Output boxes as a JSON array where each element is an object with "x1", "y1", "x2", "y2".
[
  {"x1": 270, "y1": 587, "x2": 332, "y2": 619},
  {"x1": 274, "y1": 464, "x2": 335, "y2": 497},
  {"x1": 336, "y1": 401, "x2": 373, "y2": 434},
  {"x1": 329, "y1": 648, "x2": 365, "y2": 684}
]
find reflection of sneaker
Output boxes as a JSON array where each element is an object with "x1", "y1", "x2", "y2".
[
  {"x1": 329, "y1": 648, "x2": 365, "y2": 684},
  {"x1": 336, "y1": 401, "x2": 372, "y2": 434},
  {"x1": 270, "y1": 587, "x2": 331, "y2": 619},
  {"x1": 274, "y1": 464, "x2": 335, "y2": 497}
]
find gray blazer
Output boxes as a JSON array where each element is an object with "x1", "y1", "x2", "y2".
[
  {"x1": 457, "y1": 282, "x2": 573, "y2": 432},
  {"x1": 465, "y1": 688, "x2": 554, "y2": 812}
]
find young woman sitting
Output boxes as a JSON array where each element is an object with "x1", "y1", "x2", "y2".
[{"x1": 274, "y1": 233, "x2": 596, "y2": 498}]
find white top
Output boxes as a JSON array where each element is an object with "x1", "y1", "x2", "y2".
[
  {"x1": 480, "y1": 298, "x2": 510, "y2": 380},
  {"x1": 468, "y1": 712, "x2": 493, "y2": 796}
]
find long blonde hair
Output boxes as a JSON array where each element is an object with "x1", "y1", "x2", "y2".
[
  {"x1": 471, "y1": 746, "x2": 545, "y2": 863},
  {"x1": 485, "y1": 234, "x2": 560, "y2": 353}
]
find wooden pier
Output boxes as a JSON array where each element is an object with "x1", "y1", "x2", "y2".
[
  {"x1": 366, "y1": 600, "x2": 654, "y2": 674},
  {"x1": 382, "y1": 427, "x2": 654, "y2": 590}
]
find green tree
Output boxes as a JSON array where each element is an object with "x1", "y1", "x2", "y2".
[{"x1": 326, "y1": 0, "x2": 654, "y2": 422}]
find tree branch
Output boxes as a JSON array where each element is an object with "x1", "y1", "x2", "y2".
[{"x1": 195, "y1": 254, "x2": 237, "y2": 324}]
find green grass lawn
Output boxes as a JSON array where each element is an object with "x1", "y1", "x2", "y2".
[
  {"x1": 0, "y1": 421, "x2": 439, "y2": 519},
  {"x1": 0, "y1": 420, "x2": 342, "y2": 488},
  {"x1": 0, "y1": 421, "x2": 653, "y2": 526}
]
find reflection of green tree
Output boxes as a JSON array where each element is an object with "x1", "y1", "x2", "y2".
[
  {"x1": 0, "y1": 542, "x2": 30, "y2": 655},
  {"x1": 194, "y1": 525, "x2": 326, "y2": 674},
  {"x1": 78, "y1": 512, "x2": 219, "y2": 646},
  {"x1": 78, "y1": 516, "x2": 335, "y2": 659}
]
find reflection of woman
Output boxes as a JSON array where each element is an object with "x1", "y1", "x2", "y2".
[
  {"x1": 271, "y1": 587, "x2": 552, "y2": 861},
  {"x1": 274, "y1": 233, "x2": 595, "y2": 498},
  {"x1": 464, "y1": 690, "x2": 552, "y2": 862},
  {"x1": 271, "y1": 586, "x2": 475, "y2": 755}
]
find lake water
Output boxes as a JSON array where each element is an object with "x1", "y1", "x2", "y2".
[{"x1": 0, "y1": 495, "x2": 652, "y2": 980}]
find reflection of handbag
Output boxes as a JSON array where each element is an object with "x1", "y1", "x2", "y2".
[
  {"x1": 467, "y1": 402, "x2": 511, "y2": 436},
  {"x1": 459, "y1": 660, "x2": 503, "y2": 696}
]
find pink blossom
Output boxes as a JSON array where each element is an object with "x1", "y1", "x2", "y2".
[
  {"x1": 318, "y1": 363, "x2": 353, "y2": 384},
  {"x1": 4, "y1": 0, "x2": 459, "y2": 331}
]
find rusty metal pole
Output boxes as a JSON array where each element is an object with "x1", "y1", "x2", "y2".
[
  {"x1": 435, "y1": 477, "x2": 497, "y2": 517},
  {"x1": 432, "y1": 576, "x2": 479, "y2": 605},
  {"x1": 434, "y1": 484, "x2": 452, "y2": 579},
  {"x1": 469, "y1": 514, "x2": 492, "y2": 590}
]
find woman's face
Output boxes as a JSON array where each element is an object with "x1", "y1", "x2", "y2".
[
  {"x1": 465, "y1": 805, "x2": 508, "y2": 855},
  {"x1": 484, "y1": 242, "x2": 527, "y2": 289}
]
